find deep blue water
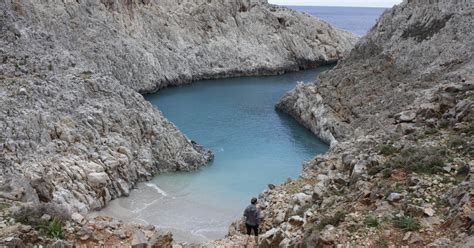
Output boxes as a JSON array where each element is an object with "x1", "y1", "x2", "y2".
[
  {"x1": 96, "y1": 6, "x2": 385, "y2": 242},
  {"x1": 287, "y1": 6, "x2": 386, "y2": 36}
]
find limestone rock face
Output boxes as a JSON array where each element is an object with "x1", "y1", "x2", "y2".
[
  {"x1": 1, "y1": 0, "x2": 357, "y2": 93},
  {"x1": 0, "y1": 72, "x2": 213, "y2": 212},
  {"x1": 0, "y1": 0, "x2": 356, "y2": 213},
  {"x1": 277, "y1": 0, "x2": 473, "y2": 144}
]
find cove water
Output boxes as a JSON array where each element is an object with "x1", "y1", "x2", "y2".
[
  {"x1": 95, "y1": 6, "x2": 386, "y2": 243},
  {"x1": 95, "y1": 67, "x2": 330, "y2": 242}
]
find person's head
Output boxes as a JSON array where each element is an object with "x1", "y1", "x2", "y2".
[{"x1": 251, "y1": 197, "x2": 257, "y2": 205}]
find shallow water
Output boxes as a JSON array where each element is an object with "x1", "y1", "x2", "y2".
[{"x1": 95, "y1": 68, "x2": 330, "y2": 242}]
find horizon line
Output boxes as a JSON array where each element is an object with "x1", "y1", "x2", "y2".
[{"x1": 275, "y1": 4, "x2": 393, "y2": 8}]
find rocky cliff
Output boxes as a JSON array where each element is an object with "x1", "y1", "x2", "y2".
[
  {"x1": 0, "y1": 0, "x2": 356, "y2": 233},
  {"x1": 277, "y1": 0, "x2": 473, "y2": 145},
  {"x1": 2, "y1": 0, "x2": 357, "y2": 93}
]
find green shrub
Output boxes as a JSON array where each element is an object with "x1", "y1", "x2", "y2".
[
  {"x1": 376, "y1": 239, "x2": 389, "y2": 247},
  {"x1": 424, "y1": 128, "x2": 439, "y2": 135},
  {"x1": 393, "y1": 215, "x2": 420, "y2": 231},
  {"x1": 0, "y1": 202, "x2": 10, "y2": 211},
  {"x1": 386, "y1": 146, "x2": 446, "y2": 174},
  {"x1": 378, "y1": 144, "x2": 398, "y2": 156},
  {"x1": 448, "y1": 135, "x2": 468, "y2": 151},
  {"x1": 317, "y1": 211, "x2": 345, "y2": 230},
  {"x1": 363, "y1": 214, "x2": 380, "y2": 227},
  {"x1": 38, "y1": 218, "x2": 65, "y2": 239},
  {"x1": 456, "y1": 164, "x2": 470, "y2": 177}
]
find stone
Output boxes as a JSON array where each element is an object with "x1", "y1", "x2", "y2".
[
  {"x1": 423, "y1": 207, "x2": 435, "y2": 217},
  {"x1": 260, "y1": 228, "x2": 285, "y2": 248},
  {"x1": 267, "y1": 184, "x2": 276, "y2": 190},
  {"x1": 18, "y1": 88, "x2": 27, "y2": 95},
  {"x1": 40, "y1": 214, "x2": 51, "y2": 222},
  {"x1": 408, "y1": 233, "x2": 423, "y2": 244},
  {"x1": 87, "y1": 172, "x2": 109, "y2": 188},
  {"x1": 71, "y1": 213, "x2": 84, "y2": 224},
  {"x1": 387, "y1": 193, "x2": 403, "y2": 202},
  {"x1": 149, "y1": 232, "x2": 173, "y2": 248},
  {"x1": 398, "y1": 111, "x2": 417, "y2": 122},
  {"x1": 320, "y1": 225, "x2": 337, "y2": 244},
  {"x1": 293, "y1": 193, "x2": 312, "y2": 207},
  {"x1": 350, "y1": 160, "x2": 368, "y2": 182},
  {"x1": 273, "y1": 212, "x2": 286, "y2": 225},
  {"x1": 403, "y1": 232, "x2": 412, "y2": 241},
  {"x1": 144, "y1": 224, "x2": 155, "y2": 231},
  {"x1": 131, "y1": 230, "x2": 147, "y2": 248},
  {"x1": 288, "y1": 216, "x2": 304, "y2": 226},
  {"x1": 50, "y1": 240, "x2": 72, "y2": 248}
]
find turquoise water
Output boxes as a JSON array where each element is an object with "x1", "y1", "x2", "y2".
[
  {"x1": 147, "y1": 67, "x2": 330, "y2": 203},
  {"x1": 96, "y1": 68, "x2": 330, "y2": 242}
]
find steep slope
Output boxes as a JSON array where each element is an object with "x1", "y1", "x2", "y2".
[
  {"x1": 0, "y1": 0, "x2": 356, "y2": 214},
  {"x1": 277, "y1": 0, "x2": 473, "y2": 145}
]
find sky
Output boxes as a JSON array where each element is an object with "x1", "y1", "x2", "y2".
[{"x1": 268, "y1": 0, "x2": 403, "y2": 8}]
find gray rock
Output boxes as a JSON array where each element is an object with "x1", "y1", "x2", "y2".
[
  {"x1": 71, "y1": 213, "x2": 84, "y2": 224},
  {"x1": 50, "y1": 240, "x2": 73, "y2": 248},
  {"x1": 260, "y1": 228, "x2": 285, "y2": 248},
  {"x1": 398, "y1": 111, "x2": 417, "y2": 122},
  {"x1": 40, "y1": 214, "x2": 51, "y2": 222},
  {"x1": 387, "y1": 193, "x2": 403, "y2": 202},
  {"x1": 288, "y1": 215, "x2": 304, "y2": 226},
  {"x1": 131, "y1": 230, "x2": 147, "y2": 248},
  {"x1": 293, "y1": 193, "x2": 312, "y2": 207},
  {"x1": 87, "y1": 172, "x2": 109, "y2": 188}
]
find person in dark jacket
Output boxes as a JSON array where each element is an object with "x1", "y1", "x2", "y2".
[{"x1": 243, "y1": 197, "x2": 261, "y2": 247}]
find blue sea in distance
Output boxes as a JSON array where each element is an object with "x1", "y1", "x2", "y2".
[
  {"x1": 288, "y1": 6, "x2": 386, "y2": 36},
  {"x1": 95, "y1": 6, "x2": 385, "y2": 242}
]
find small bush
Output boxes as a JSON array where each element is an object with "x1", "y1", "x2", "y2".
[
  {"x1": 367, "y1": 165, "x2": 383, "y2": 176},
  {"x1": 448, "y1": 135, "x2": 468, "y2": 151},
  {"x1": 376, "y1": 239, "x2": 389, "y2": 247},
  {"x1": 381, "y1": 168, "x2": 393, "y2": 178},
  {"x1": 456, "y1": 164, "x2": 470, "y2": 177},
  {"x1": 12, "y1": 203, "x2": 70, "y2": 226},
  {"x1": 363, "y1": 214, "x2": 380, "y2": 227},
  {"x1": 378, "y1": 144, "x2": 398, "y2": 156},
  {"x1": 0, "y1": 202, "x2": 11, "y2": 211},
  {"x1": 393, "y1": 215, "x2": 420, "y2": 231},
  {"x1": 424, "y1": 128, "x2": 439, "y2": 135},
  {"x1": 386, "y1": 146, "x2": 446, "y2": 174},
  {"x1": 317, "y1": 211, "x2": 345, "y2": 230},
  {"x1": 38, "y1": 218, "x2": 65, "y2": 239}
]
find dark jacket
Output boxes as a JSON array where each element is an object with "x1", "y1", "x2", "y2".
[{"x1": 243, "y1": 204, "x2": 261, "y2": 226}]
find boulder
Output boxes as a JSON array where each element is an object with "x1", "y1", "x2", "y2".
[{"x1": 87, "y1": 172, "x2": 109, "y2": 188}]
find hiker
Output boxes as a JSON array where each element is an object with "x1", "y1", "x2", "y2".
[{"x1": 243, "y1": 197, "x2": 261, "y2": 247}]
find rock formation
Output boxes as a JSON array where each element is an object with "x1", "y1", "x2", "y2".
[
  {"x1": 2, "y1": 0, "x2": 357, "y2": 93},
  {"x1": 277, "y1": 0, "x2": 473, "y2": 145},
  {"x1": 0, "y1": 0, "x2": 356, "y2": 233}
]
